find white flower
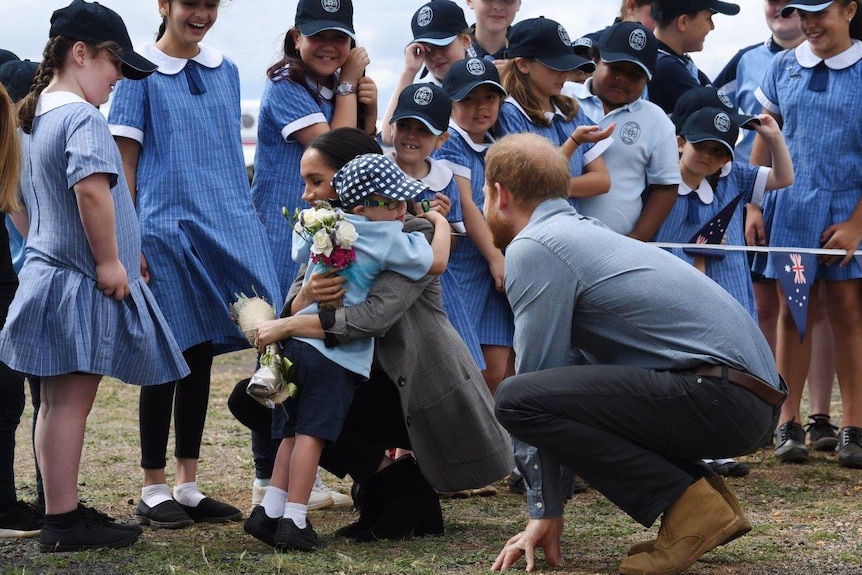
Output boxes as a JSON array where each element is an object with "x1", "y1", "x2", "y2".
[
  {"x1": 315, "y1": 208, "x2": 336, "y2": 224},
  {"x1": 311, "y1": 228, "x2": 334, "y2": 256},
  {"x1": 334, "y1": 221, "x2": 359, "y2": 249},
  {"x1": 301, "y1": 208, "x2": 319, "y2": 228}
]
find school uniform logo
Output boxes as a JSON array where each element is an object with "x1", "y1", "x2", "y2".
[
  {"x1": 417, "y1": 6, "x2": 433, "y2": 27},
  {"x1": 321, "y1": 0, "x2": 341, "y2": 13},
  {"x1": 717, "y1": 90, "x2": 733, "y2": 110},
  {"x1": 558, "y1": 25, "x2": 572, "y2": 47},
  {"x1": 620, "y1": 121, "x2": 641, "y2": 145},
  {"x1": 413, "y1": 86, "x2": 435, "y2": 106},
  {"x1": 628, "y1": 29, "x2": 647, "y2": 51},
  {"x1": 466, "y1": 58, "x2": 486, "y2": 76},
  {"x1": 713, "y1": 112, "x2": 731, "y2": 133}
]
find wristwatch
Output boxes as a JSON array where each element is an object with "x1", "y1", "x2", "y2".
[{"x1": 335, "y1": 82, "x2": 355, "y2": 96}]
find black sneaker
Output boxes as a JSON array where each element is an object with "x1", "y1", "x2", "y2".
[
  {"x1": 79, "y1": 503, "x2": 142, "y2": 535},
  {"x1": 0, "y1": 500, "x2": 42, "y2": 538},
  {"x1": 726, "y1": 461, "x2": 751, "y2": 477},
  {"x1": 806, "y1": 414, "x2": 839, "y2": 452},
  {"x1": 836, "y1": 426, "x2": 862, "y2": 469},
  {"x1": 176, "y1": 497, "x2": 242, "y2": 523},
  {"x1": 274, "y1": 518, "x2": 322, "y2": 552},
  {"x1": 244, "y1": 506, "x2": 278, "y2": 547},
  {"x1": 39, "y1": 515, "x2": 139, "y2": 552},
  {"x1": 136, "y1": 500, "x2": 194, "y2": 529},
  {"x1": 708, "y1": 460, "x2": 730, "y2": 476},
  {"x1": 774, "y1": 420, "x2": 809, "y2": 463}
]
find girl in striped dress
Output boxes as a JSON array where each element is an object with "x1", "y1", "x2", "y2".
[
  {"x1": 0, "y1": 0, "x2": 187, "y2": 551},
  {"x1": 751, "y1": 0, "x2": 862, "y2": 468},
  {"x1": 108, "y1": 0, "x2": 281, "y2": 528}
]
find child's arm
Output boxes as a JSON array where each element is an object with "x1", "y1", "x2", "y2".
[
  {"x1": 379, "y1": 43, "x2": 429, "y2": 146},
  {"x1": 75, "y1": 172, "x2": 130, "y2": 300},
  {"x1": 628, "y1": 184, "x2": 679, "y2": 242},
  {"x1": 568, "y1": 155, "x2": 611, "y2": 199},
  {"x1": 753, "y1": 114, "x2": 794, "y2": 191},
  {"x1": 750, "y1": 109, "x2": 781, "y2": 168},
  {"x1": 417, "y1": 209, "x2": 451, "y2": 275},
  {"x1": 561, "y1": 123, "x2": 615, "y2": 161},
  {"x1": 455, "y1": 175, "x2": 505, "y2": 291},
  {"x1": 114, "y1": 136, "x2": 149, "y2": 282}
]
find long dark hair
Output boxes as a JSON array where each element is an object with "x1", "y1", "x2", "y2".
[
  {"x1": 308, "y1": 127, "x2": 382, "y2": 172},
  {"x1": 266, "y1": 28, "x2": 342, "y2": 105}
]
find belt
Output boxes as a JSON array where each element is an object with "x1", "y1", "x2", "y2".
[{"x1": 693, "y1": 365, "x2": 786, "y2": 407}]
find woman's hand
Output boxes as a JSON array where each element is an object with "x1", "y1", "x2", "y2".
[
  {"x1": 255, "y1": 318, "x2": 290, "y2": 353},
  {"x1": 96, "y1": 259, "x2": 130, "y2": 301},
  {"x1": 492, "y1": 517, "x2": 564, "y2": 572}
]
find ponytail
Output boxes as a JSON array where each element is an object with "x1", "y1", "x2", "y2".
[
  {"x1": 19, "y1": 37, "x2": 76, "y2": 135},
  {"x1": 0, "y1": 85, "x2": 22, "y2": 213}
]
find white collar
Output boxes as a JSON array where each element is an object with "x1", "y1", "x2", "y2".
[
  {"x1": 678, "y1": 162, "x2": 732, "y2": 204},
  {"x1": 35, "y1": 91, "x2": 89, "y2": 116},
  {"x1": 139, "y1": 42, "x2": 223, "y2": 75},
  {"x1": 448, "y1": 119, "x2": 493, "y2": 153},
  {"x1": 795, "y1": 39, "x2": 862, "y2": 70},
  {"x1": 504, "y1": 95, "x2": 564, "y2": 123}
]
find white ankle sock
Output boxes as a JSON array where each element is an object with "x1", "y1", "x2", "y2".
[
  {"x1": 261, "y1": 486, "x2": 287, "y2": 518},
  {"x1": 253, "y1": 477, "x2": 271, "y2": 488},
  {"x1": 283, "y1": 502, "x2": 308, "y2": 529},
  {"x1": 141, "y1": 484, "x2": 172, "y2": 507},
  {"x1": 173, "y1": 481, "x2": 206, "y2": 507}
]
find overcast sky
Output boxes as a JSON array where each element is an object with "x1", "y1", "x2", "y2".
[{"x1": 2, "y1": 0, "x2": 774, "y2": 106}]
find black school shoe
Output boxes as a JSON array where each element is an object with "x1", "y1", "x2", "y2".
[
  {"x1": 176, "y1": 497, "x2": 242, "y2": 523},
  {"x1": 79, "y1": 503, "x2": 142, "y2": 535},
  {"x1": 0, "y1": 500, "x2": 42, "y2": 538},
  {"x1": 836, "y1": 426, "x2": 862, "y2": 469},
  {"x1": 243, "y1": 506, "x2": 278, "y2": 547},
  {"x1": 274, "y1": 518, "x2": 323, "y2": 552},
  {"x1": 40, "y1": 512, "x2": 139, "y2": 552},
  {"x1": 136, "y1": 500, "x2": 194, "y2": 529}
]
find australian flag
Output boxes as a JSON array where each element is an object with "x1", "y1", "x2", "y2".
[
  {"x1": 683, "y1": 192, "x2": 744, "y2": 260},
  {"x1": 776, "y1": 252, "x2": 816, "y2": 342}
]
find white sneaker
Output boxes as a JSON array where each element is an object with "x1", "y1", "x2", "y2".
[
  {"x1": 251, "y1": 481, "x2": 268, "y2": 507},
  {"x1": 310, "y1": 468, "x2": 352, "y2": 510}
]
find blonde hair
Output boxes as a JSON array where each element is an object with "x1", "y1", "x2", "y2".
[
  {"x1": 0, "y1": 85, "x2": 22, "y2": 213},
  {"x1": 485, "y1": 133, "x2": 569, "y2": 208},
  {"x1": 501, "y1": 58, "x2": 580, "y2": 127}
]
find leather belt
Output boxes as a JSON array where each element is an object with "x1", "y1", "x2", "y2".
[{"x1": 693, "y1": 365, "x2": 786, "y2": 407}]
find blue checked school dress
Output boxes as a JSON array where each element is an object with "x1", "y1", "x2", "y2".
[
  {"x1": 251, "y1": 71, "x2": 335, "y2": 293},
  {"x1": 434, "y1": 124, "x2": 513, "y2": 348},
  {"x1": 0, "y1": 93, "x2": 188, "y2": 385},
  {"x1": 108, "y1": 43, "x2": 281, "y2": 354},
  {"x1": 655, "y1": 162, "x2": 770, "y2": 320},
  {"x1": 753, "y1": 40, "x2": 862, "y2": 281},
  {"x1": 383, "y1": 151, "x2": 485, "y2": 369}
]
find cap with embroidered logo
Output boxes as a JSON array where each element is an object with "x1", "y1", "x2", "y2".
[
  {"x1": 597, "y1": 21, "x2": 658, "y2": 80},
  {"x1": 506, "y1": 17, "x2": 595, "y2": 72},
  {"x1": 442, "y1": 57, "x2": 506, "y2": 102},
  {"x1": 334, "y1": 153, "x2": 429, "y2": 207},
  {"x1": 411, "y1": 0, "x2": 469, "y2": 47},
  {"x1": 671, "y1": 86, "x2": 760, "y2": 134},
  {"x1": 652, "y1": 0, "x2": 740, "y2": 21},
  {"x1": 680, "y1": 107, "x2": 739, "y2": 157},
  {"x1": 391, "y1": 83, "x2": 451, "y2": 136},
  {"x1": 295, "y1": 0, "x2": 356, "y2": 41},
  {"x1": 49, "y1": 0, "x2": 157, "y2": 80}
]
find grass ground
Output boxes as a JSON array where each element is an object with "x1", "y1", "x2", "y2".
[{"x1": 1, "y1": 349, "x2": 861, "y2": 574}]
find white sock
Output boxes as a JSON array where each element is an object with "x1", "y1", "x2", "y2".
[
  {"x1": 141, "y1": 484, "x2": 172, "y2": 508},
  {"x1": 173, "y1": 481, "x2": 206, "y2": 507},
  {"x1": 253, "y1": 477, "x2": 271, "y2": 488},
  {"x1": 283, "y1": 502, "x2": 308, "y2": 529},
  {"x1": 261, "y1": 486, "x2": 287, "y2": 518}
]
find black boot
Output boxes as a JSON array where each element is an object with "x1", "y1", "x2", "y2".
[
  {"x1": 334, "y1": 478, "x2": 383, "y2": 538},
  {"x1": 350, "y1": 458, "x2": 444, "y2": 542}
]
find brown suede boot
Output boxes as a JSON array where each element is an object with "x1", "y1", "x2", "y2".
[
  {"x1": 618, "y1": 477, "x2": 738, "y2": 575},
  {"x1": 626, "y1": 474, "x2": 752, "y2": 556}
]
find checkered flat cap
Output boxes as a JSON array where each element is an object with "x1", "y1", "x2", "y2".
[{"x1": 334, "y1": 153, "x2": 428, "y2": 206}]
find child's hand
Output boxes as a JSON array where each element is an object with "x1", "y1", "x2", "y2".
[
  {"x1": 418, "y1": 209, "x2": 447, "y2": 227},
  {"x1": 415, "y1": 193, "x2": 452, "y2": 218},
  {"x1": 342, "y1": 46, "x2": 371, "y2": 85},
  {"x1": 752, "y1": 114, "x2": 782, "y2": 140},
  {"x1": 403, "y1": 42, "x2": 429, "y2": 75},
  {"x1": 820, "y1": 219, "x2": 862, "y2": 267},
  {"x1": 357, "y1": 76, "x2": 377, "y2": 108},
  {"x1": 744, "y1": 204, "x2": 767, "y2": 246},
  {"x1": 488, "y1": 252, "x2": 505, "y2": 292},
  {"x1": 96, "y1": 259, "x2": 130, "y2": 301},
  {"x1": 571, "y1": 123, "x2": 615, "y2": 146}
]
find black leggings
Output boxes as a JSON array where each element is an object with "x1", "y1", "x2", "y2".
[{"x1": 139, "y1": 342, "x2": 213, "y2": 469}]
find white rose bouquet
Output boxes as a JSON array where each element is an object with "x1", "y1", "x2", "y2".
[{"x1": 283, "y1": 200, "x2": 358, "y2": 310}]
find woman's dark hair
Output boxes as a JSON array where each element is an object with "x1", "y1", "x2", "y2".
[
  {"x1": 308, "y1": 127, "x2": 382, "y2": 172},
  {"x1": 18, "y1": 36, "x2": 77, "y2": 134},
  {"x1": 266, "y1": 28, "x2": 336, "y2": 105}
]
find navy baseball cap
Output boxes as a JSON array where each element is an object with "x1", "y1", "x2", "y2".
[
  {"x1": 0, "y1": 60, "x2": 39, "y2": 102},
  {"x1": 781, "y1": 1, "x2": 835, "y2": 17},
  {"x1": 411, "y1": 0, "x2": 469, "y2": 47},
  {"x1": 335, "y1": 154, "x2": 428, "y2": 207},
  {"x1": 506, "y1": 17, "x2": 595, "y2": 72},
  {"x1": 50, "y1": 0, "x2": 156, "y2": 80},
  {"x1": 295, "y1": 0, "x2": 356, "y2": 41},
  {"x1": 0, "y1": 49, "x2": 19, "y2": 67},
  {"x1": 671, "y1": 86, "x2": 760, "y2": 134},
  {"x1": 652, "y1": 0, "x2": 740, "y2": 21},
  {"x1": 598, "y1": 21, "x2": 657, "y2": 80},
  {"x1": 442, "y1": 57, "x2": 506, "y2": 102},
  {"x1": 680, "y1": 107, "x2": 739, "y2": 157},
  {"x1": 391, "y1": 83, "x2": 452, "y2": 136},
  {"x1": 572, "y1": 36, "x2": 595, "y2": 60}
]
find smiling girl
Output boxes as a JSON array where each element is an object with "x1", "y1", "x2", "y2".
[{"x1": 108, "y1": 0, "x2": 282, "y2": 529}]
